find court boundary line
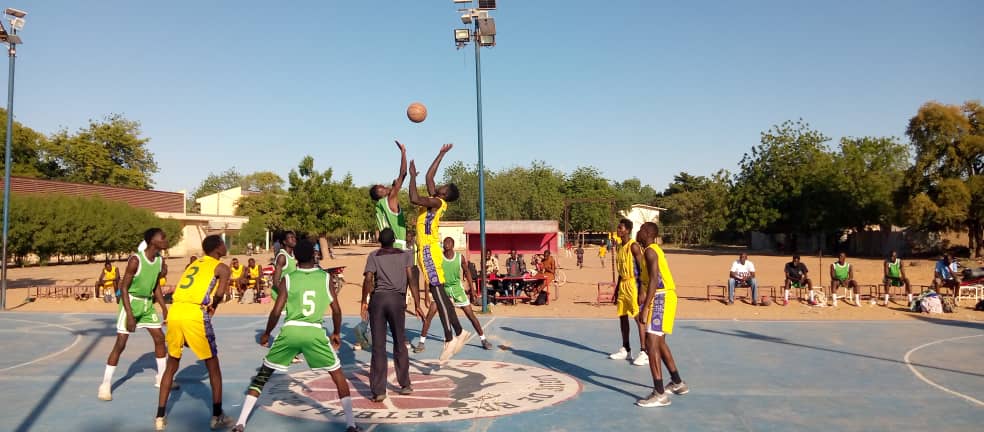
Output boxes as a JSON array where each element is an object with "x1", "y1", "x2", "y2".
[
  {"x1": 903, "y1": 334, "x2": 984, "y2": 407},
  {"x1": 0, "y1": 318, "x2": 81, "y2": 373}
]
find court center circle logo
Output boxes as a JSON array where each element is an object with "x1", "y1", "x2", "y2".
[{"x1": 261, "y1": 359, "x2": 582, "y2": 424}]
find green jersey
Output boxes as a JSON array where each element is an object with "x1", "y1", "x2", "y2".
[
  {"x1": 129, "y1": 251, "x2": 162, "y2": 298},
  {"x1": 442, "y1": 252, "x2": 463, "y2": 291},
  {"x1": 887, "y1": 258, "x2": 901, "y2": 278},
  {"x1": 834, "y1": 262, "x2": 851, "y2": 281},
  {"x1": 283, "y1": 268, "x2": 334, "y2": 325},
  {"x1": 272, "y1": 249, "x2": 296, "y2": 301},
  {"x1": 374, "y1": 198, "x2": 407, "y2": 249}
]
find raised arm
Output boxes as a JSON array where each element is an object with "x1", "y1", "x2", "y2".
[
  {"x1": 425, "y1": 143, "x2": 453, "y2": 196},
  {"x1": 390, "y1": 140, "x2": 408, "y2": 209},
  {"x1": 408, "y1": 160, "x2": 443, "y2": 208}
]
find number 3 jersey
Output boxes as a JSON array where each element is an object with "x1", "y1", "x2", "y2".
[
  {"x1": 283, "y1": 267, "x2": 334, "y2": 325},
  {"x1": 170, "y1": 255, "x2": 222, "y2": 320}
]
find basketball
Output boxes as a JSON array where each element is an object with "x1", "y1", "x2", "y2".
[
  {"x1": 762, "y1": 296, "x2": 772, "y2": 306},
  {"x1": 407, "y1": 102, "x2": 427, "y2": 123}
]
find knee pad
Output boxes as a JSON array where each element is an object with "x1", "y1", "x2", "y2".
[{"x1": 248, "y1": 365, "x2": 275, "y2": 395}]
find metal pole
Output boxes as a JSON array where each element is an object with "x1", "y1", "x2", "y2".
[
  {"x1": 1, "y1": 39, "x2": 16, "y2": 311},
  {"x1": 474, "y1": 24, "x2": 489, "y2": 313}
]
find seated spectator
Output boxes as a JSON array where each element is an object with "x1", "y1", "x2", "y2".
[
  {"x1": 505, "y1": 250, "x2": 526, "y2": 278},
  {"x1": 96, "y1": 260, "x2": 120, "y2": 303},
  {"x1": 883, "y1": 250, "x2": 912, "y2": 302},
  {"x1": 728, "y1": 253, "x2": 759, "y2": 305},
  {"x1": 830, "y1": 252, "x2": 861, "y2": 306},
  {"x1": 536, "y1": 250, "x2": 556, "y2": 299},
  {"x1": 485, "y1": 249, "x2": 500, "y2": 278},
  {"x1": 933, "y1": 253, "x2": 959, "y2": 297},
  {"x1": 783, "y1": 255, "x2": 813, "y2": 303}
]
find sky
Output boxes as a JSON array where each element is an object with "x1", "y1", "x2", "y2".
[{"x1": 9, "y1": 0, "x2": 984, "y2": 194}]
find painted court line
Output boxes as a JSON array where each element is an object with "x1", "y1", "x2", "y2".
[
  {"x1": 0, "y1": 318, "x2": 81, "y2": 373},
  {"x1": 903, "y1": 333, "x2": 984, "y2": 407}
]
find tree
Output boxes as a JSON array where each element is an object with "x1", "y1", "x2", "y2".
[
  {"x1": 830, "y1": 137, "x2": 909, "y2": 230},
  {"x1": 241, "y1": 171, "x2": 284, "y2": 193},
  {"x1": 564, "y1": 166, "x2": 616, "y2": 233},
  {"x1": 0, "y1": 109, "x2": 60, "y2": 178},
  {"x1": 47, "y1": 114, "x2": 159, "y2": 188},
  {"x1": 903, "y1": 100, "x2": 984, "y2": 255},
  {"x1": 283, "y1": 156, "x2": 362, "y2": 239},
  {"x1": 613, "y1": 178, "x2": 660, "y2": 211},
  {"x1": 657, "y1": 171, "x2": 732, "y2": 245},
  {"x1": 731, "y1": 119, "x2": 836, "y2": 235}
]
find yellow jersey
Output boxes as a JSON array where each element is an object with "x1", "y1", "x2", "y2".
[
  {"x1": 230, "y1": 264, "x2": 244, "y2": 280},
  {"x1": 101, "y1": 267, "x2": 118, "y2": 289},
  {"x1": 638, "y1": 243, "x2": 675, "y2": 292},
  {"x1": 173, "y1": 256, "x2": 221, "y2": 307},
  {"x1": 415, "y1": 198, "x2": 447, "y2": 247},
  {"x1": 616, "y1": 239, "x2": 639, "y2": 280}
]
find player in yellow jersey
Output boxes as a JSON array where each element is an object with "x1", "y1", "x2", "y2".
[
  {"x1": 608, "y1": 219, "x2": 649, "y2": 366},
  {"x1": 155, "y1": 235, "x2": 234, "y2": 430},
  {"x1": 408, "y1": 144, "x2": 467, "y2": 361},
  {"x1": 244, "y1": 258, "x2": 261, "y2": 303},
  {"x1": 635, "y1": 223, "x2": 688, "y2": 408},
  {"x1": 230, "y1": 258, "x2": 245, "y2": 300},
  {"x1": 96, "y1": 260, "x2": 120, "y2": 303}
]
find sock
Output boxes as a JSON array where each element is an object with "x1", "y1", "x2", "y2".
[
  {"x1": 480, "y1": 335, "x2": 486, "y2": 341},
  {"x1": 155, "y1": 357, "x2": 166, "y2": 378},
  {"x1": 419, "y1": 336, "x2": 426, "y2": 344},
  {"x1": 102, "y1": 365, "x2": 116, "y2": 386},
  {"x1": 156, "y1": 406, "x2": 166, "y2": 418},
  {"x1": 809, "y1": 290, "x2": 815, "y2": 302},
  {"x1": 669, "y1": 370, "x2": 682, "y2": 384},
  {"x1": 654, "y1": 380, "x2": 665, "y2": 395},
  {"x1": 237, "y1": 395, "x2": 258, "y2": 426},
  {"x1": 784, "y1": 289, "x2": 789, "y2": 302},
  {"x1": 884, "y1": 294, "x2": 890, "y2": 304},
  {"x1": 341, "y1": 396, "x2": 354, "y2": 427},
  {"x1": 213, "y1": 403, "x2": 222, "y2": 417}
]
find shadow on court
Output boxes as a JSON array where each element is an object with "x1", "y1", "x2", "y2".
[
  {"x1": 503, "y1": 346, "x2": 648, "y2": 399},
  {"x1": 500, "y1": 326, "x2": 609, "y2": 356}
]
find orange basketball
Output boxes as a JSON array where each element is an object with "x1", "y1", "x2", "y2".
[{"x1": 407, "y1": 102, "x2": 427, "y2": 123}]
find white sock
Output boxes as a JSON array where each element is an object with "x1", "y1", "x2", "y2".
[
  {"x1": 237, "y1": 395, "x2": 258, "y2": 426},
  {"x1": 784, "y1": 290, "x2": 789, "y2": 302},
  {"x1": 102, "y1": 365, "x2": 116, "y2": 386},
  {"x1": 155, "y1": 357, "x2": 166, "y2": 378},
  {"x1": 908, "y1": 294, "x2": 913, "y2": 303},
  {"x1": 884, "y1": 294, "x2": 890, "y2": 304},
  {"x1": 419, "y1": 336, "x2": 426, "y2": 344},
  {"x1": 341, "y1": 396, "x2": 354, "y2": 427},
  {"x1": 480, "y1": 335, "x2": 486, "y2": 341}
]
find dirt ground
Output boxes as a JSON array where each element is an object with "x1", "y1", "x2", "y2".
[{"x1": 5, "y1": 245, "x2": 983, "y2": 323}]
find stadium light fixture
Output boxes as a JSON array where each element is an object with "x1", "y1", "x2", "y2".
[
  {"x1": 4, "y1": 8, "x2": 25, "y2": 18},
  {"x1": 1, "y1": 6, "x2": 25, "y2": 311}
]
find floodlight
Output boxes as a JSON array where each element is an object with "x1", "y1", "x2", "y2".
[
  {"x1": 476, "y1": 17, "x2": 495, "y2": 36},
  {"x1": 478, "y1": 0, "x2": 497, "y2": 10},
  {"x1": 4, "y1": 8, "x2": 25, "y2": 18},
  {"x1": 9, "y1": 17, "x2": 23, "y2": 31},
  {"x1": 453, "y1": 0, "x2": 472, "y2": 4},
  {"x1": 460, "y1": 14, "x2": 472, "y2": 24},
  {"x1": 454, "y1": 28, "x2": 471, "y2": 43},
  {"x1": 478, "y1": 34, "x2": 494, "y2": 47}
]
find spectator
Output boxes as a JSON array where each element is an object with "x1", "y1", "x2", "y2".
[
  {"x1": 96, "y1": 260, "x2": 120, "y2": 303},
  {"x1": 565, "y1": 242, "x2": 574, "y2": 258},
  {"x1": 538, "y1": 250, "x2": 556, "y2": 299},
  {"x1": 485, "y1": 249, "x2": 500, "y2": 278},
  {"x1": 830, "y1": 252, "x2": 860, "y2": 306},
  {"x1": 576, "y1": 244, "x2": 585, "y2": 269},
  {"x1": 728, "y1": 253, "x2": 759, "y2": 305},
  {"x1": 883, "y1": 250, "x2": 912, "y2": 303},
  {"x1": 598, "y1": 244, "x2": 608, "y2": 268},
  {"x1": 933, "y1": 253, "x2": 959, "y2": 297},
  {"x1": 505, "y1": 250, "x2": 526, "y2": 277},
  {"x1": 783, "y1": 255, "x2": 813, "y2": 304}
]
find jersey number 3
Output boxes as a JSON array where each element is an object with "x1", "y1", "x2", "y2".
[{"x1": 180, "y1": 266, "x2": 200, "y2": 289}]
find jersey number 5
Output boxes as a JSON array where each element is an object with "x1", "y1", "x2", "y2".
[
  {"x1": 180, "y1": 266, "x2": 200, "y2": 289},
  {"x1": 302, "y1": 291, "x2": 316, "y2": 316}
]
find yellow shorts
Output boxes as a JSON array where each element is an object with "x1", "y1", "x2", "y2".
[
  {"x1": 645, "y1": 290, "x2": 677, "y2": 335},
  {"x1": 417, "y1": 243, "x2": 446, "y2": 286},
  {"x1": 165, "y1": 303, "x2": 217, "y2": 360},
  {"x1": 616, "y1": 278, "x2": 640, "y2": 317}
]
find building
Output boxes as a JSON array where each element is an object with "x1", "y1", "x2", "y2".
[
  {"x1": 195, "y1": 186, "x2": 247, "y2": 216},
  {"x1": 0, "y1": 177, "x2": 248, "y2": 257},
  {"x1": 462, "y1": 220, "x2": 560, "y2": 257}
]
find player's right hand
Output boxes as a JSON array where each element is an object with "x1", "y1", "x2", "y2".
[
  {"x1": 125, "y1": 316, "x2": 136, "y2": 333},
  {"x1": 415, "y1": 306, "x2": 426, "y2": 320},
  {"x1": 395, "y1": 140, "x2": 406, "y2": 152},
  {"x1": 259, "y1": 332, "x2": 270, "y2": 347},
  {"x1": 408, "y1": 160, "x2": 418, "y2": 177},
  {"x1": 360, "y1": 303, "x2": 369, "y2": 322},
  {"x1": 440, "y1": 143, "x2": 453, "y2": 153}
]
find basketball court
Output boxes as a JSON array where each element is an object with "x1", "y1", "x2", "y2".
[{"x1": 0, "y1": 312, "x2": 981, "y2": 431}]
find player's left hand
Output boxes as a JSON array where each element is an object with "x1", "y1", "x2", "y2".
[
  {"x1": 395, "y1": 140, "x2": 406, "y2": 153},
  {"x1": 415, "y1": 306, "x2": 426, "y2": 320},
  {"x1": 408, "y1": 160, "x2": 418, "y2": 177},
  {"x1": 440, "y1": 143, "x2": 453, "y2": 153},
  {"x1": 636, "y1": 313, "x2": 647, "y2": 326},
  {"x1": 330, "y1": 333, "x2": 341, "y2": 350},
  {"x1": 259, "y1": 332, "x2": 270, "y2": 347}
]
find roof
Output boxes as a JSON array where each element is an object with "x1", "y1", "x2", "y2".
[
  {"x1": 0, "y1": 176, "x2": 185, "y2": 213},
  {"x1": 628, "y1": 204, "x2": 667, "y2": 211},
  {"x1": 463, "y1": 220, "x2": 559, "y2": 234}
]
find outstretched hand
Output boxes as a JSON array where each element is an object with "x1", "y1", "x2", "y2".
[
  {"x1": 409, "y1": 160, "x2": 418, "y2": 177},
  {"x1": 440, "y1": 143, "x2": 453, "y2": 153},
  {"x1": 395, "y1": 140, "x2": 406, "y2": 153}
]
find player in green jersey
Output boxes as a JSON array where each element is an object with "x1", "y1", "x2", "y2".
[{"x1": 370, "y1": 140, "x2": 409, "y2": 249}]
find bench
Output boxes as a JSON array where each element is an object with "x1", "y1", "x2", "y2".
[
  {"x1": 31, "y1": 285, "x2": 96, "y2": 300},
  {"x1": 707, "y1": 283, "x2": 777, "y2": 304},
  {"x1": 597, "y1": 282, "x2": 616, "y2": 304}
]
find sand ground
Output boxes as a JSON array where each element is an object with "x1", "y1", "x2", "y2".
[{"x1": 5, "y1": 245, "x2": 983, "y2": 323}]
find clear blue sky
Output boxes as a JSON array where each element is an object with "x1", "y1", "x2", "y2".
[{"x1": 10, "y1": 0, "x2": 984, "y2": 194}]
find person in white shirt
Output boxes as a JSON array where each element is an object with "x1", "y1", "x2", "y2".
[{"x1": 728, "y1": 253, "x2": 759, "y2": 305}]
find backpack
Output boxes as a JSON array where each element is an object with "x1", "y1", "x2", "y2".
[
  {"x1": 975, "y1": 299, "x2": 984, "y2": 311},
  {"x1": 941, "y1": 296, "x2": 956, "y2": 313},
  {"x1": 532, "y1": 290, "x2": 548, "y2": 306},
  {"x1": 920, "y1": 296, "x2": 943, "y2": 314}
]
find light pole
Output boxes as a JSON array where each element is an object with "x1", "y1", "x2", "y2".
[
  {"x1": 0, "y1": 7, "x2": 24, "y2": 312},
  {"x1": 453, "y1": 0, "x2": 496, "y2": 313}
]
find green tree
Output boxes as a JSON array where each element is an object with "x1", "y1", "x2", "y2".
[
  {"x1": 0, "y1": 109, "x2": 59, "y2": 178},
  {"x1": 903, "y1": 100, "x2": 984, "y2": 255},
  {"x1": 830, "y1": 136, "x2": 909, "y2": 230},
  {"x1": 283, "y1": 156, "x2": 361, "y2": 239},
  {"x1": 564, "y1": 166, "x2": 616, "y2": 233},
  {"x1": 241, "y1": 171, "x2": 284, "y2": 193},
  {"x1": 657, "y1": 171, "x2": 732, "y2": 245},
  {"x1": 47, "y1": 114, "x2": 159, "y2": 188}
]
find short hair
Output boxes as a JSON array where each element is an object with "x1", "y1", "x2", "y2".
[
  {"x1": 640, "y1": 222, "x2": 660, "y2": 237},
  {"x1": 369, "y1": 185, "x2": 384, "y2": 201},
  {"x1": 202, "y1": 235, "x2": 224, "y2": 254},
  {"x1": 294, "y1": 239, "x2": 316, "y2": 264},
  {"x1": 444, "y1": 183, "x2": 460, "y2": 202},
  {"x1": 792, "y1": 255, "x2": 800, "y2": 261},
  {"x1": 618, "y1": 218, "x2": 633, "y2": 231},
  {"x1": 144, "y1": 228, "x2": 164, "y2": 244},
  {"x1": 379, "y1": 228, "x2": 396, "y2": 248}
]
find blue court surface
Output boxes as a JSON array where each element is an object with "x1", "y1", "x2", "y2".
[{"x1": 0, "y1": 312, "x2": 981, "y2": 431}]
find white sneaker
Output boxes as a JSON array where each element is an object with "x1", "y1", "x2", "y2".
[
  {"x1": 453, "y1": 330, "x2": 472, "y2": 355},
  {"x1": 635, "y1": 391, "x2": 671, "y2": 407},
  {"x1": 608, "y1": 347, "x2": 629, "y2": 360},
  {"x1": 439, "y1": 342, "x2": 455, "y2": 361},
  {"x1": 154, "y1": 417, "x2": 166, "y2": 431},
  {"x1": 632, "y1": 351, "x2": 650, "y2": 366},
  {"x1": 98, "y1": 383, "x2": 112, "y2": 401}
]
